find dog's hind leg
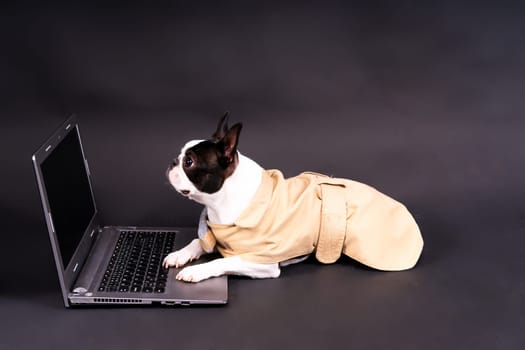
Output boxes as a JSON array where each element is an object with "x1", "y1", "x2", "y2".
[{"x1": 279, "y1": 254, "x2": 311, "y2": 267}]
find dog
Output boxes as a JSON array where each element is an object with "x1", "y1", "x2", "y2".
[{"x1": 163, "y1": 112, "x2": 424, "y2": 282}]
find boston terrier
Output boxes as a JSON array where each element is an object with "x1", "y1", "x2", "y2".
[{"x1": 163, "y1": 112, "x2": 423, "y2": 282}]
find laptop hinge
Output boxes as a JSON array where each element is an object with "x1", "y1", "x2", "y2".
[{"x1": 70, "y1": 226, "x2": 105, "y2": 295}]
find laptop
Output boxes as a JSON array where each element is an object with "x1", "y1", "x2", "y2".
[{"x1": 32, "y1": 115, "x2": 227, "y2": 307}]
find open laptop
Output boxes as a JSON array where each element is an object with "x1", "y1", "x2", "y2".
[{"x1": 32, "y1": 115, "x2": 227, "y2": 307}]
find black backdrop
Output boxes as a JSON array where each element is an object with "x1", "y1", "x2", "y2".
[{"x1": 1, "y1": 1, "x2": 524, "y2": 349}]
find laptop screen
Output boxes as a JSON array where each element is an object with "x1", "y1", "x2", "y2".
[{"x1": 41, "y1": 127, "x2": 96, "y2": 267}]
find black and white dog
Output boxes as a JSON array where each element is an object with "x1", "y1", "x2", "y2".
[{"x1": 163, "y1": 112, "x2": 423, "y2": 282}]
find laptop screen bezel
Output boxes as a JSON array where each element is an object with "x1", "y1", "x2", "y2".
[{"x1": 32, "y1": 114, "x2": 100, "y2": 307}]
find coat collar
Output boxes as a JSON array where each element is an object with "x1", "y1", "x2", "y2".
[{"x1": 207, "y1": 169, "x2": 281, "y2": 229}]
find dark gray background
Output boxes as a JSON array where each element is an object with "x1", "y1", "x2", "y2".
[{"x1": 1, "y1": 1, "x2": 524, "y2": 349}]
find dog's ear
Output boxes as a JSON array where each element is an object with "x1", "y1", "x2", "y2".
[
  {"x1": 212, "y1": 111, "x2": 230, "y2": 141},
  {"x1": 218, "y1": 122, "x2": 242, "y2": 164}
]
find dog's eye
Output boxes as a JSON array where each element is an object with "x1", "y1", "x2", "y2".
[{"x1": 183, "y1": 156, "x2": 194, "y2": 168}]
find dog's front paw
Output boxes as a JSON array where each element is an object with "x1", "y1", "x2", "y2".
[
  {"x1": 163, "y1": 249, "x2": 192, "y2": 269},
  {"x1": 176, "y1": 264, "x2": 214, "y2": 283}
]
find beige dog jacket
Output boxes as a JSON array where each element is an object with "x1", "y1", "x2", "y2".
[{"x1": 199, "y1": 170, "x2": 423, "y2": 271}]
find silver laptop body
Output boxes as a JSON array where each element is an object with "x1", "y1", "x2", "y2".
[{"x1": 32, "y1": 115, "x2": 227, "y2": 307}]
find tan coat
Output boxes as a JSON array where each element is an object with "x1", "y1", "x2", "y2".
[{"x1": 199, "y1": 170, "x2": 424, "y2": 271}]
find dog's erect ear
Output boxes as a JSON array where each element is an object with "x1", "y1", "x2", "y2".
[
  {"x1": 212, "y1": 111, "x2": 230, "y2": 141},
  {"x1": 219, "y1": 123, "x2": 242, "y2": 163}
]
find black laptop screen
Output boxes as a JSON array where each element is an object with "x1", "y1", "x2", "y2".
[{"x1": 41, "y1": 127, "x2": 96, "y2": 268}]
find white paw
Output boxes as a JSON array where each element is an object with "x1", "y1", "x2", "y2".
[
  {"x1": 176, "y1": 264, "x2": 213, "y2": 283},
  {"x1": 163, "y1": 249, "x2": 192, "y2": 269}
]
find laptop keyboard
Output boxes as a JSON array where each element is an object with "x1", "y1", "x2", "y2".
[{"x1": 98, "y1": 231, "x2": 176, "y2": 294}]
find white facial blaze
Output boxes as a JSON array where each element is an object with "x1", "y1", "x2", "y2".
[{"x1": 168, "y1": 140, "x2": 204, "y2": 198}]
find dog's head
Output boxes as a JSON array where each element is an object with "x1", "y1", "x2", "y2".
[{"x1": 167, "y1": 112, "x2": 242, "y2": 203}]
